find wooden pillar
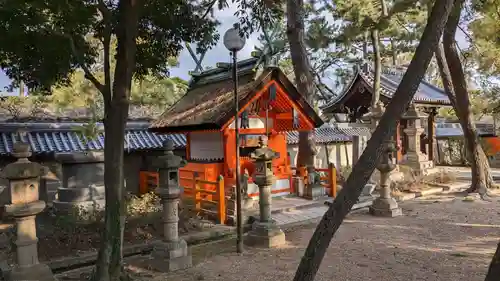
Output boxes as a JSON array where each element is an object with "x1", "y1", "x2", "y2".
[
  {"x1": 428, "y1": 108, "x2": 436, "y2": 162},
  {"x1": 396, "y1": 121, "x2": 402, "y2": 163},
  {"x1": 185, "y1": 133, "x2": 191, "y2": 160}
]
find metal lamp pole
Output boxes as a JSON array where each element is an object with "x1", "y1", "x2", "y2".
[{"x1": 224, "y1": 24, "x2": 246, "y2": 254}]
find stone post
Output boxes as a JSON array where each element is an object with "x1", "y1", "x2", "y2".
[
  {"x1": 245, "y1": 136, "x2": 286, "y2": 248},
  {"x1": 369, "y1": 140, "x2": 402, "y2": 217},
  {"x1": 402, "y1": 104, "x2": 434, "y2": 175},
  {"x1": 148, "y1": 139, "x2": 192, "y2": 272},
  {"x1": 0, "y1": 142, "x2": 56, "y2": 281}
]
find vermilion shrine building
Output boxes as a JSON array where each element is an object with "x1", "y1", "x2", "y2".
[
  {"x1": 321, "y1": 66, "x2": 452, "y2": 168},
  {"x1": 150, "y1": 58, "x2": 323, "y2": 198}
]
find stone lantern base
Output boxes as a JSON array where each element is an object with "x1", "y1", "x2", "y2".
[
  {"x1": 401, "y1": 152, "x2": 434, "y2": 176},
  {"x1": 244, "y1": 220, "x2": 286, "y2": 248},
  {"x1": 149, "y1": 239, "x2": 192, "y2": 272},
  {"x1": 304, "y1": 183, "x2": 325, "y2": 201},
  {"x1": 369, "y1": 197, "x2": 402, "y2": 217},
  {"x1": 3, "y1": 263, "x2": 57, "y2": 281}
]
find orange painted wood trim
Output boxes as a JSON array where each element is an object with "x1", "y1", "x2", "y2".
[
  {"x1": 221, "y1": 80, "x2": 276, "y2": 131},
  {"x1": 328, "y1": 163, "x2": 337, "y2": 198},
  {"x1": 216, "y1": 175, "x2": 226, "y2": 224},
  {"x1": 274, "y1": 84, "x2": 316, "y2": 129}
]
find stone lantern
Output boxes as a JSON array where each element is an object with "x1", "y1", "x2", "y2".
[
  {"x1": 148, "y1": 139, "x2": 192, "y2": 272},
  {"x1": 363, "y1": 101, "x2": 386, "y2": 132},
  {"x1": 402, "y1": 103, "x2": 433, "y2": 175},
  {"x1": 1, "y1": 142, "x2": 56, "y2": 281},
  {"x1": 369, "y1": 140, "x2": 402, "y2": 217},
  {"x1": 244, "y1": 136, "x2": 286, "y2": 248}
]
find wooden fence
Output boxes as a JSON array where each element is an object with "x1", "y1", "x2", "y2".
[
  {"x1": 180, "y1": 173, "x2": 226, "y2": 224},
  {"x1": 138, "y1": 170, "x2": 226, "y2": 224},
  {"x1": 291, "y1": 163, "x2": 337, "y2": 198}
]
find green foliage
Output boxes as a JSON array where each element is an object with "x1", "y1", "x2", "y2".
[
  {"x1": 469, "y1": 0, "x2": 500, "y2": 76},
  {"x1": 0, "y1": 0, "x2": 219, "y2": 91}
]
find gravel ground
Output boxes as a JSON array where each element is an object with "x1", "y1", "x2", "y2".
[{"x1": 148, "y1": 194, "x2": 500, "y2": 281}]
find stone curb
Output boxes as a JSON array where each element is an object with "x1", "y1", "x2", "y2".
[
  {"x1": 394, "y1": 181, "x2": 471, "y2": 202},
  {"x1": 46, "y1": 225, "x2": 235, "y2": 273},
  {"x1": 271, "y1": 199, "x2": 326, "y2": 215}
]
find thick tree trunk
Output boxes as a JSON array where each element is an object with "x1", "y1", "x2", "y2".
[
  {"x1": 291, "y1": 0, "x2": 455, "y2": 280},
  {"x1": 370, "y1": 28, "x2": 382, "y2": 107},
  {"x1": 485, "y1": 240, "x2": 500, "y2": 281},
  {"x1": 441, "y1": 0, "x2": 494, "y2": 194},
  {"x1": 93, "y1": 1, "x2": 139, "y2": 280},
  {"x1": 286, "y1": 0, "x2": 316, "y2": 168}
]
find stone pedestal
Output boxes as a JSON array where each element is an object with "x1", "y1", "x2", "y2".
[
  {"x1": 357, "y1": 183, "x2": 376, "y2": 203},
  {"x1": 148, "y1": 140, "x2": 192, "y2": 272},
  {"x1": 369, "y1": 140, "x2": 402, "y2": 218},
  {"x1": 0, "y1": 142, "x2": 57, "y2": 281},
  {"x1": 304, "y1": 183, "x2": 325, "y2": 200},
  {"x1": 227, "y1": 173, "x2": 257, "y2": 226},
  {"x1": 53, "y1": 152, "x2": 105, "y2": 215},
  {"x1": 401, "y1": 104, "x2": 434, "y2": 176},
  {"x1": 245, "y1": 136, "x2": 286, "y2": 248}
]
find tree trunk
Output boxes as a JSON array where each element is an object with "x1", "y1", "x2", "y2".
[
  {"x1": 391, "y1": 38, "x2": 398, "y2": 66},
  {"x1": 292, "y1": 0, "x2": 455, "y2": 280},
  {"x1": 93, "y1": 1, "x2": 139, "y2": 280},
  {"x1": 441, "y1": 0, "x2": 494, "y2": 194},
  {"x1": 485, "y1": 240, "x2": 500, "y2": 281},
  {"x1": 370, "y1": 28, "x2": 382, "y2": 107},
  {"x1": 363, "y1": 31, "x2": 369, "y2": 60},
  {"x1": 286, "y1": 0, "x2": 316, "y2": 169}
]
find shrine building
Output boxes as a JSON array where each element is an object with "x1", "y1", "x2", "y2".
[
  {"x1": 149, "y1": 58, "x2": 323, "y2": 198},
  {"x1": 321, "y1": 65, "x2": 452, "y2": 172}
]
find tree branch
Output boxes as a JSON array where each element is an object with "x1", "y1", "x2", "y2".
[
  {"x1": 67, "y1": 35, "x2": 105, "y2": 92},
  {"x1": 98, "y1": 0, "x2": 113, "y2": 107}
]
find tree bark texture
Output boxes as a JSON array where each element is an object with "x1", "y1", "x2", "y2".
[
  {"x1": 391, "y1": 38, "x2": 398, "y2": 65},
  {"x1": 286, "y1": 0, "x2": 316, "y2": 168},
  {"x1": 291, "y1": 0, "x2": 455, "y2": 280},
  {"x1": 485, "y1": 240, "x2": 500, "y2": 281},
  {"x1": 363, "y1": 31, "x2": 369, "y2": 60},
  {"x1": 441, "y1": 0, "x2": 494, "y2": 193},
  {"x1": 93, "y1": 1, "x2": 139, "y2": 280},
  {"x1": 370, "y1": 28, "x2": 382, "y2": 107}
]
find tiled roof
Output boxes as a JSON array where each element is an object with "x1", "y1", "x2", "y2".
[
  {"x1": 434, "y1": 123, "x2": 495, "y2": 138},
  {"x1": 286, "y1": 127, "x2": 351, "y2": 145},
  {"x1": 321, "y1": 66, "x2": 451, "y2": 112},
  {"x1": 0, "y1": 121, "x2": 185, "y2": 156}
]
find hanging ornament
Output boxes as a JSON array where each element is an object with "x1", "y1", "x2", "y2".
[
  {"x1": 293, "y1": 108, "x2": 299, "y2": 129},
  {"x1": 241, "y1": 110, "x2": 250, "y2": 129},
  {"x1": 269, "y1": 83, "x2": 277, "y2": 102}
]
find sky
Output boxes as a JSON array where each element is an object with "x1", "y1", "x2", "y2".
[{"x1": 0, "y1": 4, "x2": 469, "y2": 94}]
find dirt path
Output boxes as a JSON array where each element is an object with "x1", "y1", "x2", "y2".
[{"x1": 151, "y1": 195, "x2": 499, "y2": 281}]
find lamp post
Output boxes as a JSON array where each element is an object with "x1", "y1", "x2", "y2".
[{"x1": 223, "y1": 23, "x2": 246, "y2": 254}]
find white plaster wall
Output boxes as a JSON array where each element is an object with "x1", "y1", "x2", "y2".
[
  {"x1": 227, "y1": 117, "x2": 273, "y2": 129},
  {"x1": 287, "y1": 142, "x2": 353, "y2": 169},
  {"x1": 190, "y1": 132, "x2": 224, "y2": 160}
]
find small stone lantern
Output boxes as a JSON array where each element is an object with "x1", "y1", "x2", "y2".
[
  {"x1": 244, "y1": 136, "x2": 286, "y2": 248},
  {"x1": 369, "y1": 140, "x2": 402, "y2": 217},
  {"x1": 148, "y1": 139, "x2": 192, "y2": 272},
  {"x1": 402, "y1": 103, "x2": 433, "y2": 175},
  {"x1": 1, "y1": 142, "x2": 56, "y2": 281}
]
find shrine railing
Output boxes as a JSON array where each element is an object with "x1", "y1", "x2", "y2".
[
  {"x1": 291, "y1": 163, "x2": 338, "y2": 198},
  {"x1": 138, "y1": 170, "x2": 227, "y2": 224},
  {"x1": 180, "y1": 173, "x2": 226, "y2": 224}
]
